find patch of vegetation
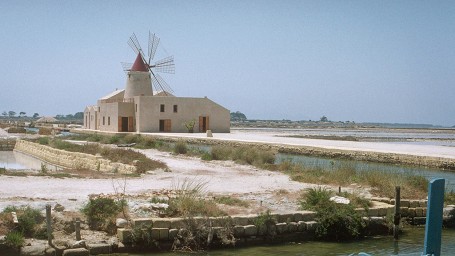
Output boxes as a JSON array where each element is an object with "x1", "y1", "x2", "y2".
[
  {"x1": 445, "y1": 190, "x2": 455, "y2": 206},
  {"x1": 173, "y1": 140, "x2": 188, "y2": 155},
  {"x1": 299, "y1": 187, "x2": 366, "y2": 241},
  {"x1": 81, "y1": 196, "x2": 122, "y2": 234},
  {"x1": 2, "y1": 206, "x2": 44, "y2": 238},
  {"x1": 214, "y1": 196, "x2": 250, "y2": 208},
  {"x1": 37, "y1": 137, "x2": 50, "y2": 145},
  {"x1": 4, "y1": 231, "x2": 24, "y2": 249}
]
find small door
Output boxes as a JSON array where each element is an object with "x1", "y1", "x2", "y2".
[
  {"x1": 159, "y1": 119, "x2": 171, "y2": 132},
  {"x1": 128, "y1": 116, "x2": 134, "y2": 132},
  {"x1": 199, "y1": 116, "x2": 209, "y2": 132},
  {"x1": 121, "y1": 117, "x2": 129, "y2": 132}
]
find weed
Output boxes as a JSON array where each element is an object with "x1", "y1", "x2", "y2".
[
  {"x1": 173, "y1": 140, "x2": 188, "y2": 155},
  {"x1": 82, "y1": 196, "x2": 121, "y2": 233},
  {"x1": 214, "y1": 196, "x2": 250, "y2": 208},
  {"x1": 40, "y1": 163, "x2": 48, "y2": 174},
  {"x1": 2, "y1": 206, "x2": 44, "y2": 238},
  {"x1": 37, "y1": 137, "x2": 49, "y2": 145},
  {"x1": 4, "y1": 231, "x2": 24, "y2": 248}
]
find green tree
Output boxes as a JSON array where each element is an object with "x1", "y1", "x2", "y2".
[
  {"x1": 230, "y1": 111, "x2": 247, "y2": 121},
  {"x1": 19, "y1": 112, "x2": 26, "y2": 117},
  {"x1": 320, "y1": 116, "x2": 328, "y2": 122},
  {"x1": 8, "y1": 111, "x2": 16, "y2": 117},
  {"x1": 2, "y1": 111, "x2": 7, "y2": 117},
  {"x1": 74, "y1": 112, "x2": 84, "y2": 119},
  {"x1": 33, "y1": 113, "x2": 39, "y2": 118}
]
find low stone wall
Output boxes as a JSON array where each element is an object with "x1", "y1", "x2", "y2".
[
  {"x1": 13, "y1": 140, "x2": 135, "y2": 174},
  {"x1": 0, "y1": 138, "x2": 16, "y2": 151}
]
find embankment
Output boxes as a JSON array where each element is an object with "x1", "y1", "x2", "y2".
[{"x1": 13, "y1": 140, "x2": 135, "y2": 174}]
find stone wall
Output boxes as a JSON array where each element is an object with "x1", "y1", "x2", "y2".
[
  {"x1": 0, "y1": 138, "x2": 16, "y2": 151},
  {"x1": 13, "y1": 140, "x2": 135, "y2": 174}
]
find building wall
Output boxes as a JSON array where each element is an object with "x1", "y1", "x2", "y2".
[
  {"x1": 98, "y1": 102, "x2": 135, "y2": 132},
  {"x1": 135, "y1": 96, "x2": 230, "y2": 133},
  {"x1": 84, "y1": 107, "x2": 98, "y2": 130}
]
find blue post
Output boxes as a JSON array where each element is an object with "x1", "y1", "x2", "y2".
[{"x1": 423, "y1": 178, "x2": 445, "y2": 256}]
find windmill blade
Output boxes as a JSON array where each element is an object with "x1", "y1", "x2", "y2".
[
  {"x1": 128, "y1": 33, "x2": 146, "y2": 60},
  {"x1": 121, "y1": 62, "x2": 133, "y2": 72},
  {"x1": 148, "y1": 32, "x2": 160, "y2": 63},
  {"x1": 152, "y1": 56, "x2": 175, "y2": 74},
  {"x1": 151, "y1": 71, "x2": 174, "y2": 95}
]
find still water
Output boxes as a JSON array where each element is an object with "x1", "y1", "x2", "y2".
[
  {"x1": 128, "y1": 227, "x2": 455, "y2": 256},
  {"x1": 0, "y1": 151, "x2": 60, "y2": 170}
]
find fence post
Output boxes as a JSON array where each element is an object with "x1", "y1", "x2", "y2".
[
  {"x1": 45, "y1": 204, "x2": 52, "y2": 246},
  {"x1": 393, "y1": 186, "x2": 401, "y2": 240},
  {"x1": 423, "y1": 178, "x2": 445, "y2": 256}
]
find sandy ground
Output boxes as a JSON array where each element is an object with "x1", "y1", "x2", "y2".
[{"x1": 0, "y1": 147, "x2": 330, "y2": 214}]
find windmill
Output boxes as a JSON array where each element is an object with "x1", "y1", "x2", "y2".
[{"x1": 122, "y1": 32, "x2": 175, "y2": 95}]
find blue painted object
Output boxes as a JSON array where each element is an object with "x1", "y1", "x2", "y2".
[{"x1": 423, "y1": 178, "x2": 445, "y2": 256}]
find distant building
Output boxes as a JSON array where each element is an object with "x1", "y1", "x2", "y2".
[{"x1": 84, "y1": 53, "x2": 230, "y2": 133}]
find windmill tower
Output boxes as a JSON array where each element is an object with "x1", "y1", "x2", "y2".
[{"x1": 122, "y1": 32, "x2": 175, "y2": 100}]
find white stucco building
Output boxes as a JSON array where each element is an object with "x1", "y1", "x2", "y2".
[{"x1": 84, "y1": 53, "x2": 230, "y2": 133}]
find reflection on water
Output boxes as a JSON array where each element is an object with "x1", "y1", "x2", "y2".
[
  {"x1": 0, "y1": 151, "x2": 60, "y2": 170},
  {"x1": 129, "y1": 227, "x2": 455, "y2": 256}
]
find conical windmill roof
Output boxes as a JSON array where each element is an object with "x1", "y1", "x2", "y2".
[{"x1": 131, "y1": 53, "x2": 148, "y2": 72}]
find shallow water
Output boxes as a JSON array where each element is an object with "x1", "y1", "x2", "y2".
[
  {"x1": 128, "y1": 227, "x2": 455, "y2": 255},
  {"x1": 0, "y1": 151, "x2": 60, "y2": 171}
]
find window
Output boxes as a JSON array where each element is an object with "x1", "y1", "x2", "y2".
[
  {"x1": 108, "y1": 116, "x2": 110, "y2": 125},
  {"x1": 173, "y1": 105, "x2": 178, "y2": 113},
  {"x1": 103, "y1": 116, "x2": 105, "y2": 125},
  {"x1": 160, "y1": 104, "x2": 165, "y2": 112}
]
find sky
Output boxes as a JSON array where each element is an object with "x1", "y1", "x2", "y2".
[{"x1": 0, "y1": 1, "x2": 454, "y2": 126}]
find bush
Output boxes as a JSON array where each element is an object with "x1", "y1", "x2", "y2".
[
  {"x1": 4, "y1": 231, "x2": 24, "y2": 248},
  {"x1": 38, "y1": 128, "x2": 52, "y2": 135},
  {"x1": 300, "y1": 187, "x2": 366, "y2": 241},
  {"x1": 82, "y1": 196, "x2": 121, "y2": 232},
  {"x1": 173, "y1": 141, "x2": 188, "y2": 155},
  {"x1": 210, "y1": 145, "x2": 232, "y2": 160},
  {"x1": 37, "y1": 137, "x2": 50, "y2": 145},
  {"x1": 2, "y1": 206, "x2": 44, "y2": 238}
]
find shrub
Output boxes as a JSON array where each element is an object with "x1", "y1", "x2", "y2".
[
  {"x1": 38, "y1": 128, "x2": 52, "y2": 135},
  {"x1": 4, "y1": 231, "x2": 24, "y2": 248},
  {"x1": 201, "y1": 152, "x2": 212, "y2": 161},
  {"x1": 300, "y1": 187, "x2": 366, "y2": 241},
  {"x1": 210, "y1": 145, "x2": 232, "y2": 160},
  {"x1": 37, "y1": 137, "x2": 50, "y2": 145},
  {"x1": 173, "y1": 141, "x2": 188, "y2": 155},
  {"x1": 108, "y1": 135, "x2": 121, "y2": 144},
  {"x1": 214, "y1": 196, "x2": 249, "y2": 207},
  {"x1": 82, "y1": 196, "x2": 121, "y2": 232},
  {"x1": 2, "y1": 206, "x2": 44, "y2": 237}
]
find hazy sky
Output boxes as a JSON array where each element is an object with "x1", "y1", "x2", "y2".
[{"x1": 1, "y1": 1, "x2": 454, "y2": 126}]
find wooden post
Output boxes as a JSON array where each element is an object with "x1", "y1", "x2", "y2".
[
  {"x1": 423, "y1": 178, "x2": 445, "y2": 256},
  {"x1": 46, "y1": 204, "x2": 52, "y2": 246},
  {"x1": 393, "y1": 186, "x2": 401, "y2": 240},
  {"x1": 75, "y1": 218, "x2": 81, "y2": 241},
  {"x1": 338, "y1": 186, "x2": 341, "y2": 194}
]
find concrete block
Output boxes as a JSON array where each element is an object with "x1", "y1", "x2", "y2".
[
  {"x1": 170, "y1": 218, "x2": 186, "y2": 229},
  {"x1": 419, "y1": 200, "x2": 427, "y2": 207},
  {"x1": 408, "y1": 208, "x2": 416, "y2": 218},
  {"x1": 415, "y1": 207, "x2": 425, "y2": 217},
  {"x1": 87, "y1": 243, "x2": 111, "y2": 255},
  {"x1": 117, "y1": 228, "x2": 132, "y2": 243},
  {"x1": 244, "y1": 225, "x2": 258, "y2": 236},
  {"x1": 378, "y1": 207, "x2": 388, "y2": 216},
  {"x1": 232, "y1": 216, "x2": 249, "y2": 226},
  {"x1": 400, "y1": 207, "x2": 409, "y2": 217},
  {"x1": 62, "y1": 248, "x2": 89, "y2": 256},
  {"x1": 298, "y1": 211, "x2": 316, "y2": 221},
  {"x1": 275, "y1": 223, "x2": 288, "y2": 234},
  {"x1": 276, "y1": 214, "x2": 294, "y2": 223}
]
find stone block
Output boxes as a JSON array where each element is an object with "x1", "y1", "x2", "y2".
[
  {"x1": 400, "y1": 207, "x2": 409, "y2": 217},
  {"x1": 419, "y1": 200, "x2": 427, "y2": 208},
  {"x1": 20, "y1": 244, "x2": 46, "y2": 256},
  {"x1": 378, "y1": 207, "x2": 388, "y2": 216},
  {"x1": 170, "y1": 217, "x2": 186, "y2": 229},
  {"x1": 62, "y1": 248, "x2": 89, "y2": 256},
  {"x1": 288, "y1": 222, "x2": 298, "y2": 232},
  {"x1": 117, "y1": 228, "x2": 132, "y2": 243},
  {"x1": 275, "y1": 223, "x2": 288, "y2": 234},
  {"x1": 152, "y1": 218, "x2": 171, "y2": 228},
  {"x1": 408, "y1": 208, "x2": 416, "y2": 218},
  {"x1": 416, "y1": 207, "x2": 426, "y2": 217},
  {"x1": 276, "y1": 214, "x2": 294, "y2": 223},
  {"x1": 299, "y1": 211, "x2": 316, "y2": 221},
  {"x1": 232, "y1": 216, "x2": 250, "y2": 226},
  {"x1": 244, "y1": 225, "x2": 258, "y2": 236},
  {"x1": 151, "y1": 228, "x2": 169, "y2": 241},
  {"x1": 87, "y1": 244, "x2": 111, "y2": 255},
  {"x1": 233, "y1": 225, "x2": 245, "y2": 237},
  {"x1": 169, "y1": 229, "x2": 179, "y2": 240},
  {"x1": 400, "y1": 199, "x2": 410, "y2": 208},
  {"x1": 133, "y1": 218, "x2": 153, "y2": 228},
  {"x1": 368, "y1": 208, "x2": 379, "y2": 217},
  {"x1": 410, "y1": 200, "x2": 420, "y2": 208},
  {"x1": 305, "y1": 221, "x2": 319, "y2": 232},
  {"x1": 297, "y1": 221, "x2": 307, "y2": 232}
]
